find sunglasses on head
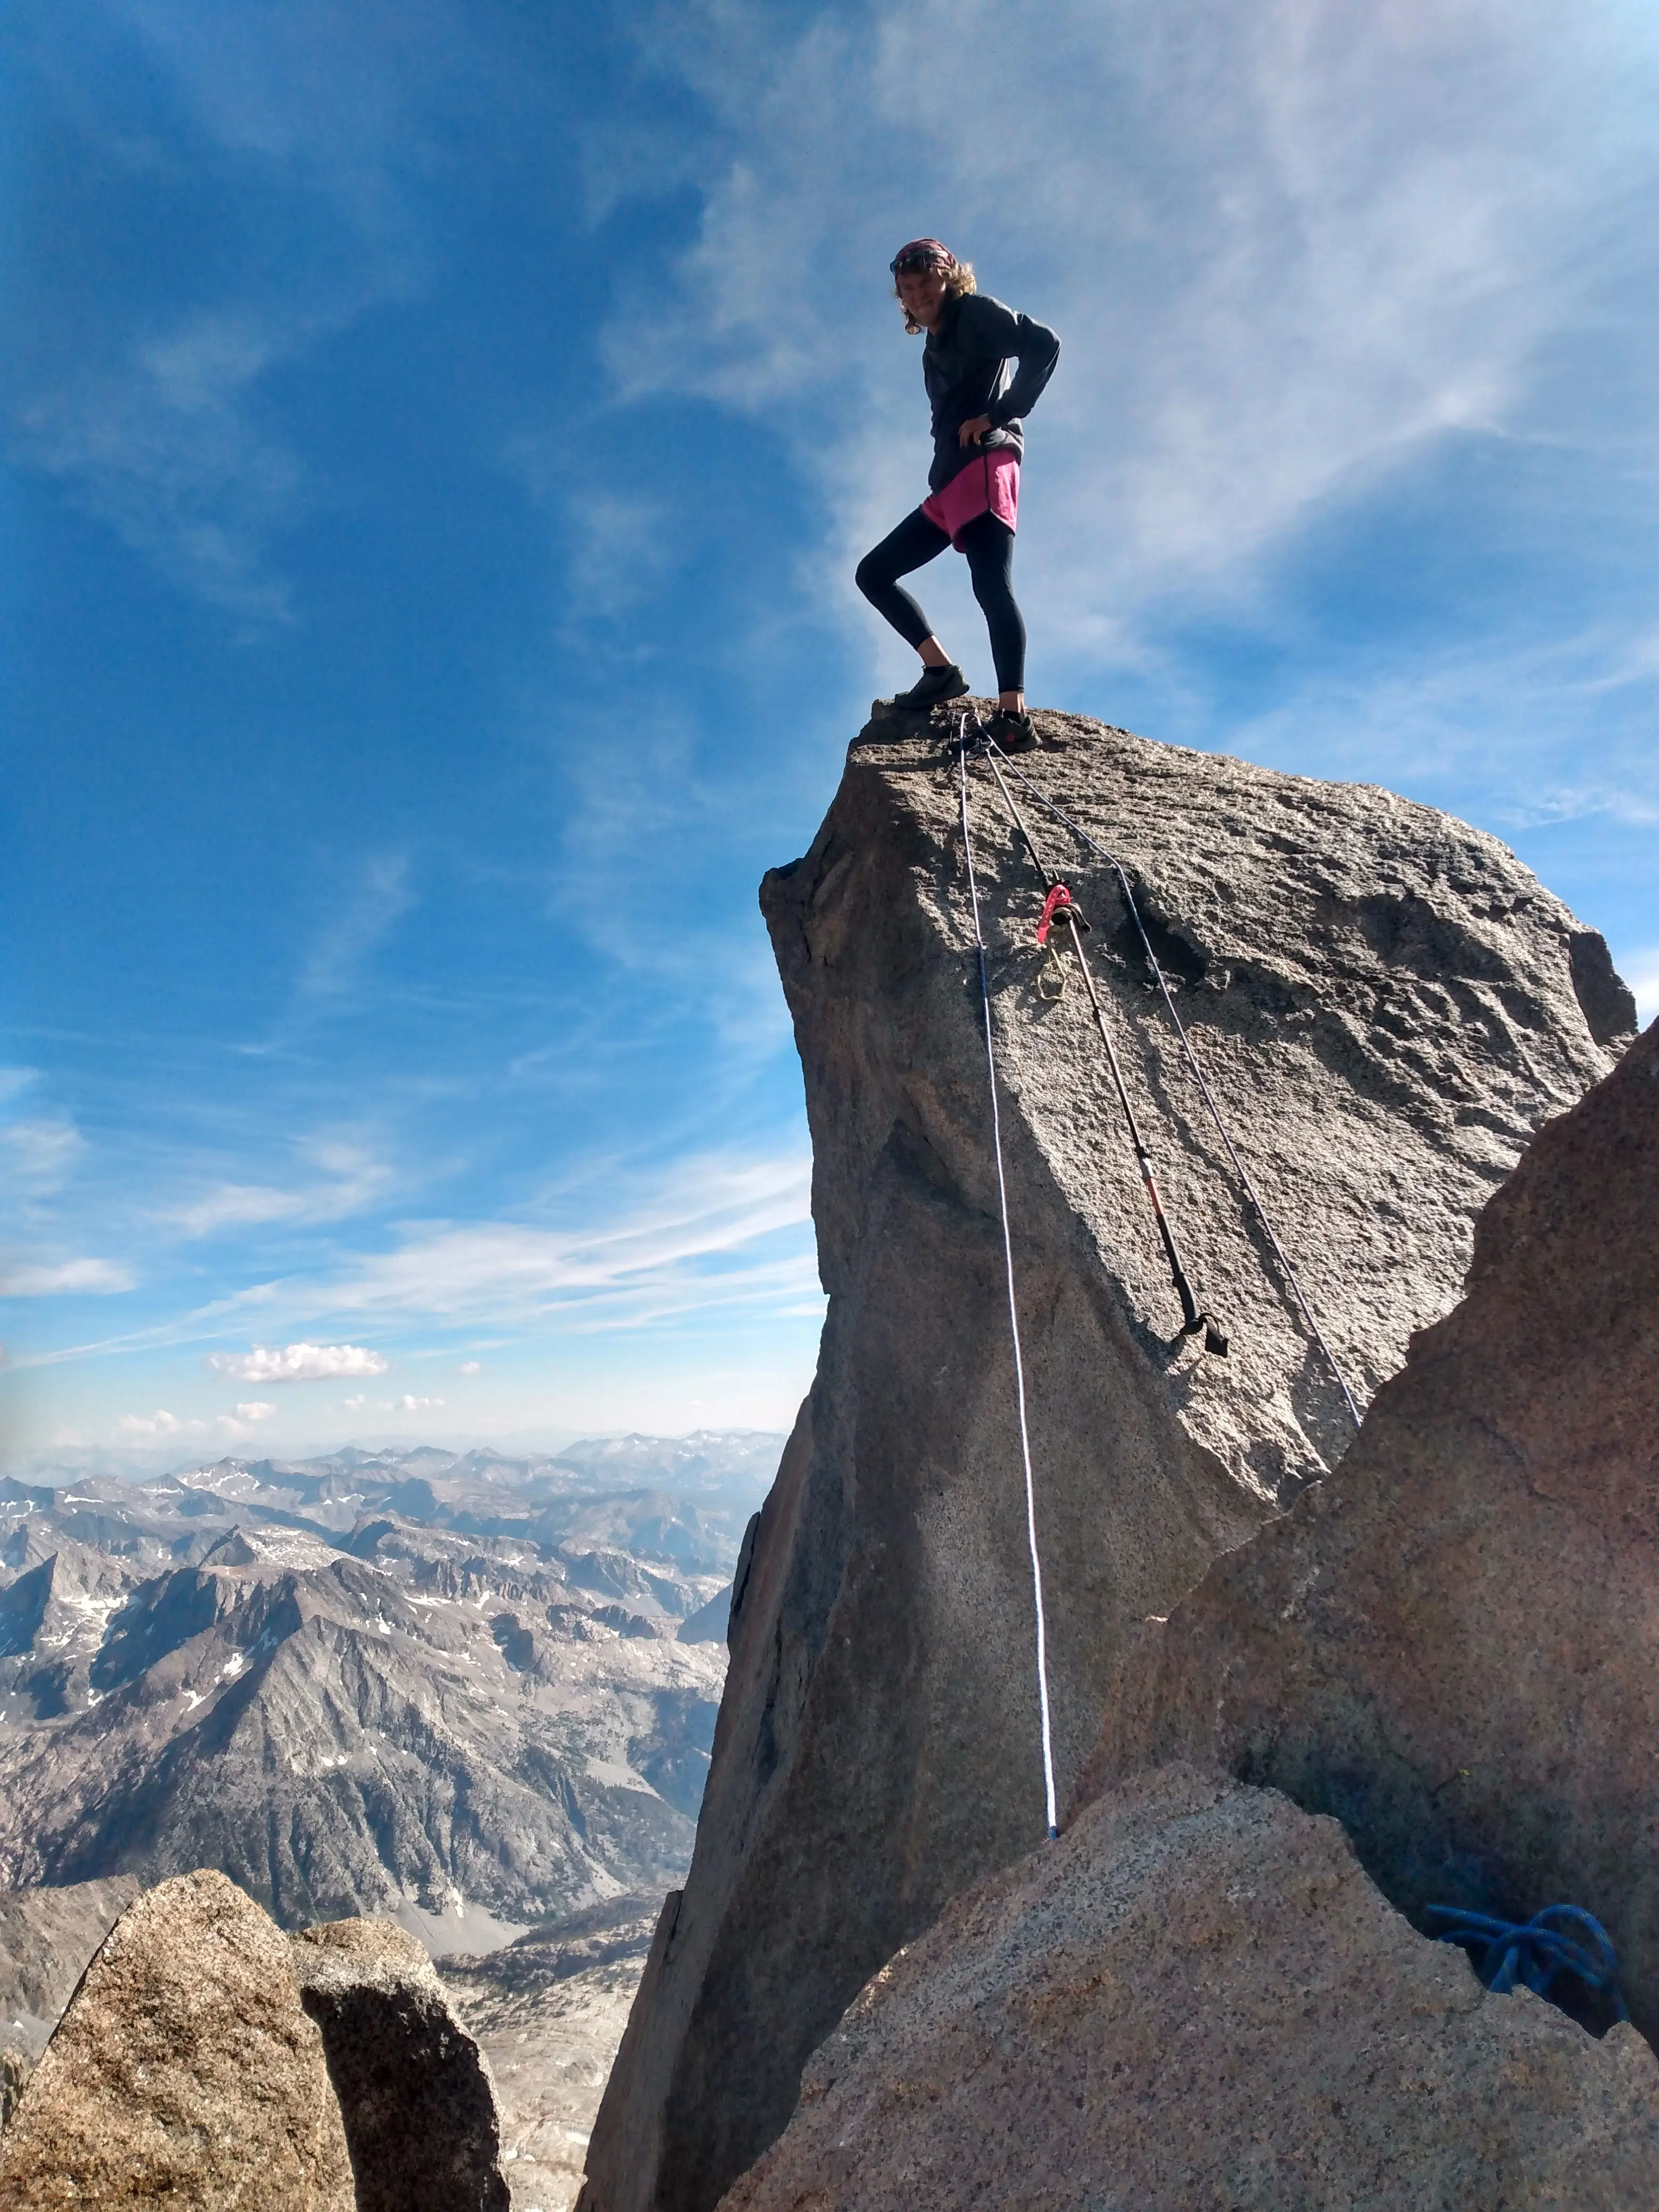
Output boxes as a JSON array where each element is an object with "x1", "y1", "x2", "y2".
[{"x1": 891, "y1": 251, "x2": 949, "y2": 276}]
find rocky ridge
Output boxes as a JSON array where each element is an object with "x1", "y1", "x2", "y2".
[
  {"x1": 0, "y1": 1867, "x2": 660, "y2": 2210},
  {"x1": 720, "y1": 1003, "x2": 1659, "y2": 2209},
  {"x1": 579, "y1": 706, "x2": 1630, "y2": 2212},
  {"x1": 294, "y1": 1915, "x2": 509, "y2": 2212},
  {"x1": 0, "y1": 1436, "x2": 779, "y2": 1933}
]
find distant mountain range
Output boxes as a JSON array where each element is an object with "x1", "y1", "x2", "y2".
[{"x1": 0, "y1": 1432, "x2": 785, "y2": 1941}]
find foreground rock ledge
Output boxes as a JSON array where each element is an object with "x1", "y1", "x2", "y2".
[
  {"x1": 579, "y1": 706, "x2": 1626, "y2": 2212},
  {"x1": 0, "y1": 1873, "x2": 511, "y2": 2211},
  {"x1": 294, "y1": 1916, "x2": 509, "y2": 2212},
  {"x1": 0, "y1": 1869, "x2": 354, "y2": 2211},
  {"x1": 718, "y1": 1765, "x2": 1659, "y2": 2212}
]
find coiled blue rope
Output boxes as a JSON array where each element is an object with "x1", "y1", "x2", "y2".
[{"x1": 1426, "y1": 1904, "x2": 1629, "y2": 2022}]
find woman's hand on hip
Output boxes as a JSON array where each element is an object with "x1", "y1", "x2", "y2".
[{"x1": 957, "y1": 414, "x2": 993, "y2": 447}]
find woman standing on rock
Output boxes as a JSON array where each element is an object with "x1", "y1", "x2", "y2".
[{"x1": 856, "y1": 239, "x2": 1060, "y2": 750}]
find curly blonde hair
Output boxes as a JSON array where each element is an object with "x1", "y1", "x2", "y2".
[{"x1": 896, "y1": 259, "x2": 977, "y2": 334}]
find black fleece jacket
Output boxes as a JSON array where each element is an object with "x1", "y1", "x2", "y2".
[{"x1": 922, "y1": 291, "x2": 1061, "y2": 491}]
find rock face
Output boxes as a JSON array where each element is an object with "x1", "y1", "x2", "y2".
[
  {"x1": 719, "y1": 1764, "x2": 1659, "y2": 2212},
  {"x1": 1090, "y1": 1015, "x2": 1659, "y2": 2033},
  {"x1": 441, "y1": 1896, "x2": 663, "y2": 2212},
  {"x1": 294, "y1": 1914, "x2": 509, "y2": 2212},
  {"x1": 579, "y1": 707, "x2": 1626, "y2": 2212},
  {"x1": 0, "y1": 1867, "x2": 354, "y2": 2209}
]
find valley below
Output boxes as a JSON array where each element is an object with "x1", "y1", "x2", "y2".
[{"x1": 0, "y1": 1430, "x2": 781, "y2": 2207}]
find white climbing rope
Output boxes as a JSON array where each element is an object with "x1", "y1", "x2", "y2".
[{"x1": 957, "y1": 725, "x2": 1060, "y2": 1840}]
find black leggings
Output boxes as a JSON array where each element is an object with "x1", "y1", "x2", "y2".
[{"x1": 855, "y1": 507, "x2": 1027, "y2": 694}]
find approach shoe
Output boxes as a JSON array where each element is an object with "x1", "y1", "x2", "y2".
[
  {"x1": 890, "y1": 661, "x2": 969, "y2": 711},
  {"x1": 983, "y1": 707, "x2": 1039, "y2": 752}
]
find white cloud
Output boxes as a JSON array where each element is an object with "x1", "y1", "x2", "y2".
[
  {"x1": 208, "y1": 1342, "x2": 391, "y2": 1384},
  {"x1": 298, "y1": 855, "x2": 415, "y2": 1000},
  {"x1": 0, "y1": 1069, "x2": 40, "y2": 1104},
  {"x1": 1623, "y1": 950, "x2": 1659, "y2": 1028},
  {"x1": 1, "y1": 1258, "x2": 136, "y2": 1297},
  {"x1": 118, "y1": 1408, "x2": 206, "y2": 1439},
  {"x1": 116, "y1": 1402, "x2": 275, "y2": 1442},
  {"x1": 234, "y1": 1401, "x2": 276, "y2": 1422},
  {"x1": 2, "y1": 1121, "x2": 86, "y2": 1194},
  {"x1": 18, "y1": 312, "x2": 304, "y2": 623},
  {"x1": 391, "y1": 1395, "x2": 443, "y2": 1411},
  {"x1": 458, "y1": 1359, "x2": 481, "y2": 1373},
  {"x1": 602, "y1": 0, "x2": 1659, "y2": 656},
  {"x1": 165, "y1": 1139, "x2": 395, "y2": 1239}
]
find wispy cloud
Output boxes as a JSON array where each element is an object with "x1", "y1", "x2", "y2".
[
  {"x1": 1, "y1": 1121, "x2": 86, "y2": 1196},
  {"x1": 297, "y1": 854, "x2": 415, "y2": 1001},
  {"x1": 1625, "y1": 951, "x2": 1659, "y2": 1028},
  {"x1": 601, "y1": 0, "x2": 1659, "y2": 655},
  {"x1": 1215, "y1": 623, "x2": 1659, "y2": 823},
  {"x1": 261, "y1": 1149, "x2": 817, "y2": 1328},
  {"x1": 504, "y1": 437, "x2": 679, "y2": 625},
  {"x1": 13, "y1": 0, "x2": 510, "y2": 622},
  {"x1": 164, "y1": 1138, "x2": 395, "y2": 1239},
  {"x1": 0, "y1": 1257, "x2": 136, "y2": 1298},
  {"x1": 13, "y1": 1146, "x2": 817, "y2": 1370},
  {"x1": 18, "y1": 312, "x2": 305, "y2": 623},
  {"x1": 208, "y1": 1342, "x2": 391, "y2": 1384}
]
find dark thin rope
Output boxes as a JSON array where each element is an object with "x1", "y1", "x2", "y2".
[
  {"x1": 974, "y1": 736, "x2": 1224, "y2": 1355},
  {"x1": 984, "y1": 737, "x2": 1363, "y2": 1432}
]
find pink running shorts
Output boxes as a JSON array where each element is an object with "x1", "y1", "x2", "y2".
[{"x1": 920, "y1": 448, "x2": 1020, "y2": 547}]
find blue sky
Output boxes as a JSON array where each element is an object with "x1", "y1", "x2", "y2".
[{"x1": 4, "y1": 0, "x2": 1657, "y2": 1467}]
